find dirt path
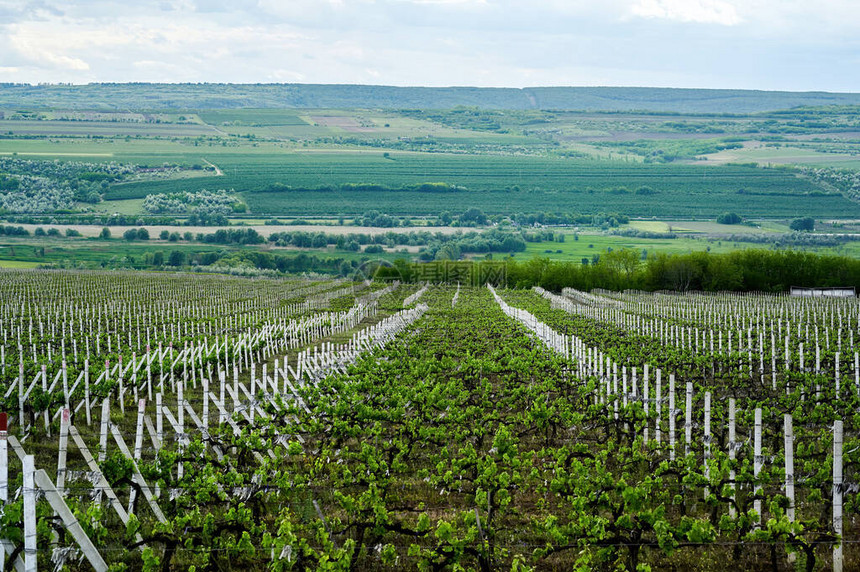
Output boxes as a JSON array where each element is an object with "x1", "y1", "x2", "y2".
[{"x1": 201, "y1": 158, "x2": 223, "y2": 176}]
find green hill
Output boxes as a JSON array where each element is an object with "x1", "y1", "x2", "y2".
[{"x1": 3, "y1": 83, "x2": 860, "y2": 113}]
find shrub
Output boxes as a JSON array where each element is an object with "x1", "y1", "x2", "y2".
[
  {"x1": 716, "y1": 212, "x2": 742, "y2": 225},
  {"x1": 789, "y1": 217, "x2": 815, "y2": 232}
]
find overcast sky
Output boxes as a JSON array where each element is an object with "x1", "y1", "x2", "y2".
[{"x1": 1, "y1": 0, "x2": 858, "y2": 91}]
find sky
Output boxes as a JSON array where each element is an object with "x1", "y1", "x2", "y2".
[{"x1": 0, "y1": 0, "x2": 858, "y2": 92}]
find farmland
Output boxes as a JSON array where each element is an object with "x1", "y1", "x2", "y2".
[
  {"x1": 2, "y1": 89, "x2": 860, "y2": 241},
  {"x1": 2, "y1": 269, "x2": 860, "y2": 570},
  {"x1": 0, "y1": 137, "x2": 853, "y2": 218},
  {"x1": 3, "y1": 85, "x2": 860, "y2": 271}
]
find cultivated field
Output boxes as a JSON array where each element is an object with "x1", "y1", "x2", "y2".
[{"x1": 2, "y1": 269, "x2": 859, "y2": 571}]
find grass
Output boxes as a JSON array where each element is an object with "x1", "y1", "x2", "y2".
[
  {"x1": 512, "y1": 234, "x2": 738, "y2": 262},
  {"x1": 628, "y1": 221, "x2": 673, "y2": 233},
  {"x1": 0, "y1": 259, "x2": 42, "y2": 268},
  {"x1": 663, "y1": 221, "x2": 776, "y2": 234},
  {"x1": 197, "y1": 109, "x2": 309, "y2": 126},
  {"x1": 92, "y1": 198, "x2": 146, "y2": 215},
  {"x1": 702, "y1": 144, "x2": 860, "y2": 169}
]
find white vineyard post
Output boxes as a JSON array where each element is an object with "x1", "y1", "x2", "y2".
[
  {"x1": 728, "y1": 398, "x2": 736, "y2": 518},
  {"x1": 643, "y1": 365, "x2": 649, "y2": 443},
  {"x1": 669, "y1": 374, "x2": 676, "y2": 461},
  {"x1": 219, "y1": 369, "x2": 227, "y2": 425},
  {"x1": 182, "y1": 342, "x2": 188, "y2": 394},
  {"x1": 118, "y1": 355, "x2": 125, "y2": 416},
  {"x1": 202, "y1": 376, "x2": 209, "y2": 433},
  {"x1": 41, "y1": 364, "x2": 49, "y2": 434},
  {"x1": 799, "y1": 341, "x2": 806, "y2": 401},
  {"x1": 61, "y1": 360, "x2": 68, "y2": 408},
  {"x1": 56, "y1": 408, "x2": 70, "y2": 495},
  {"x1": 655, "y1": 369, "x2": 662, "y2": 445},
  {"x1": 233, "y1": 365, "x2": 239, "y2": 412},
  {"x1": 158, "y1": 342, "x2": 165, "y2": 393},
  {"x1": 834, "y1": 420, "x2": 844, "y2": 572},
  {"x1": 178, "y1": 361, "x2": 185, "y2": 479},
  {"x1": 250, "y1": 360, "x2": 256, "y2": 424},
  {"x1": 815, "y1": 343, "x2": 821, "y2": 375},
  {"x1": 815, "y1": 344, "x2": 821, "y2": 401},
  {"x1": 685, "y1": 381, "x2": 693, "y2": 457},
  {"x1": 631, "y1": 366, "x2": 638, "y2": 403},
  {"x1": 98, "y1": 397, "x2": 110, "y2": 465},
  {"x1": 613, "y1": 363, "x2": 619, "y2": 421},
  {"x1": 156, "y1": 393, "x2": 164, "y2": 452},
  {"x1": 784, "y1": 414, "x2": 794, "y2": 523},
  {"x1": 146, "y1": 346, "x2": 152, "y2": 401},
  {"x1": 622, "y1": 366, "x2": 628, "y2": 408},
  {"x1": 771, "y1": 332, "x2": 777, "y2": 390},
  {"x1": 128, "y1": 399, "x2": 146, "y2": 514},
  {"x1": 704, "y1": 392, "x2": 711, "y2": 499},
  {"x1": 0, "y1": 412, "x2": 7, "y2": 504},
  {"x1": 169, "y1": 344, "x2": 175, "y2": 394},
  {"x1": 754, "y1": 407, "x2": 763, "y2": 527},
  {"x1": 603, "y1": 356, "x2": 610, "y2": 406},
  {"x1": 190, "y1": 344, "x2": 197, "y2": 390},
  {"x1": 799, "y1": 342, "x2": 804, "y2": 372},
  {"x1": 23, "y1": 454, "x2": 36, "y2": 572},
  {"x1": 855, "y1": 352, "x2": 859, "y2": 397},
  {"x1": 835, "y1": 352, "x2": 841, "y2": 399},
  {"x1": 18, "y1": 358, "x2": 24, "y2": 428},
  {"x1": 84, "y1": 359, "x2": 91, "y2": 426}
]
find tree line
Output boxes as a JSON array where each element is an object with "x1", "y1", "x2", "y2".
[{"x1": 390, "y1": 249, "x2": 860, "y2": 292}]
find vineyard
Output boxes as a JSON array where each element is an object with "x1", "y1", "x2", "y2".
[
  {"x1": 101, "y1": 153, "x2": 858, "y2": 219},
  {"x1": 1, "y1": 269, "x2": 859, "y2": 571}
]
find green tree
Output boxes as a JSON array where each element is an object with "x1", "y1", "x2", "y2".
[
  {"x1": 461, "y1": 207, "x2": 487, "y2": 226},
  {"x1": 168, "y1": 250, "x2": 185, "y2": 266},
  {"x1": 789, "y1": 217, "x2": 815, "y2": 232},
  {"x1": 716, "y1": 212, "x2": 742, "y2": 224}
]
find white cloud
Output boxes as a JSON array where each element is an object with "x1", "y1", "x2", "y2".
[
  {"x1": 631, "y1": 0, "x2": 741, "y2": 25},
  {"x1": 8, "y1": 25, "x2": 92, "y2": 70},
  {"x1": 400, "y1": 0, "x2": 489, "y2": 6},
  {"x1": 0, "y1": 0, "x2": 858, "y2": 90}
]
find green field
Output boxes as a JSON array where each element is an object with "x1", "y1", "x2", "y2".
[
  {"x1": 3, "y1": 94, "x2": 860, "y2": 268},
  {"x1": 2, "y1": 227, "x2": 853, "y2": 273},
  {"x1": 0, "y1": 259, "x2": 42, "y2": 268},
  {"x1": 93, "y1": 150, "x2": 849, "y2": 218},
  {"x1": 197, "y1": 109, "x2": 309, "y2": 126},
  {"x1": 2, "y1": 111, "x2": 855, "y2": 219},
  {"x1": 514, "y1": 233, "x2": 756, "y2": 262}
]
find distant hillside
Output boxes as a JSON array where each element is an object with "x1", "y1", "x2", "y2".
[{"x1": 2, "y1": 83, "x2": 860, "y2": 113}]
